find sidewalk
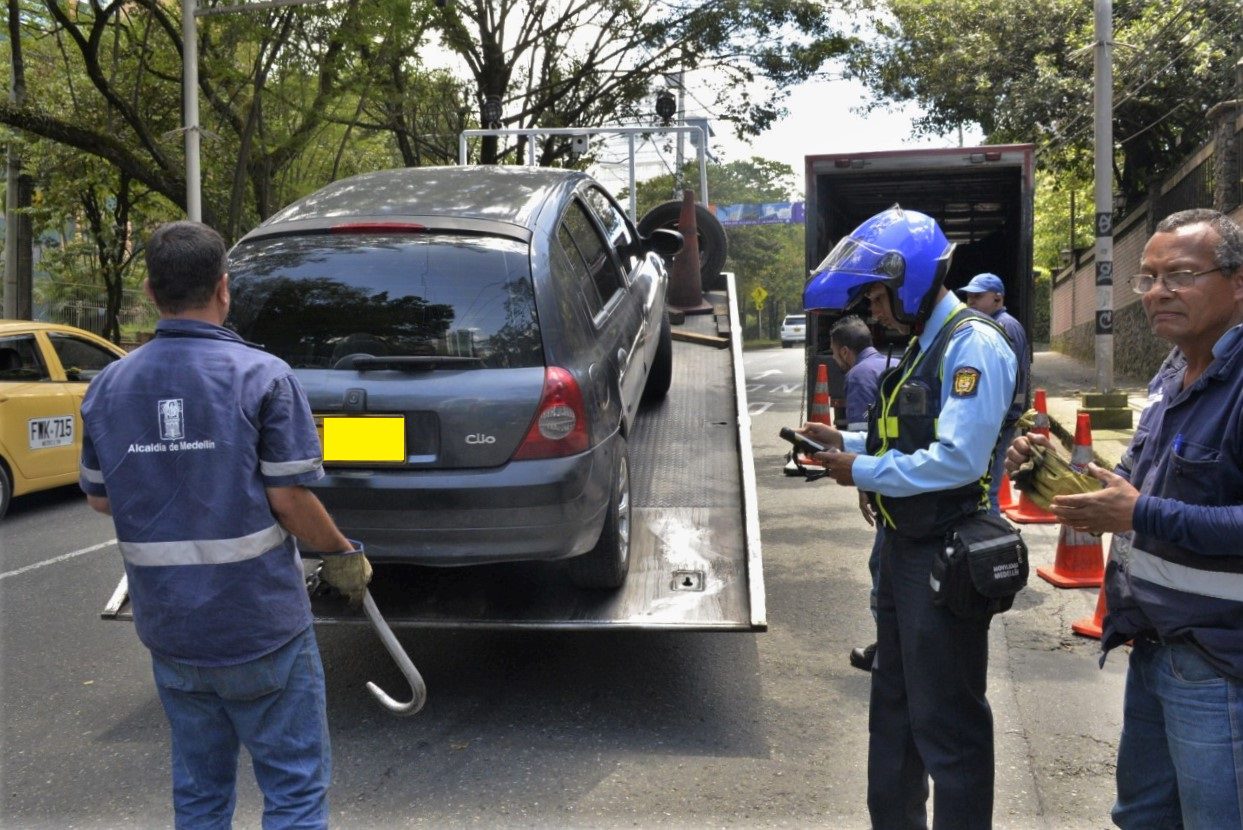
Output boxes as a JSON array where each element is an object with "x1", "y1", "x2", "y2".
[{"x1": 1030, "y1": 350, "x2": 1150, "y2": 469}]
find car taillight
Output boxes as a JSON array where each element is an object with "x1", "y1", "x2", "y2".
[{"x1": 511, "y1": 367, "x2": 590, "y2": 460}]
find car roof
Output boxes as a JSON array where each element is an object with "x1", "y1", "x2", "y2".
[
  {"x1": 239, "y1": 166, "x2": 591, "y2": 245},
  {"x1": 0, "y1": 319, "x2": 127, "y2": 351}
]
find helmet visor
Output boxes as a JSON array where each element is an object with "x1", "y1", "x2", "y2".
[{"x1": 803, "y1": 237, "x2": 902, "y2": 312}]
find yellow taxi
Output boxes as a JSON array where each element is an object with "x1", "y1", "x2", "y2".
[{"x1": 0, "y1": 320, "x2": 128, "y2": 518}]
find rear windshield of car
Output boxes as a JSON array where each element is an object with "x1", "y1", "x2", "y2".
[
  {"x1": 784, "y1": 315, "x2": 806, "y2": 325},
  {"x1": 227, "y1": 233, "x2": 541, "y2": 369}
]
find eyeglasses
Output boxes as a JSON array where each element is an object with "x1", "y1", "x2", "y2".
[{"x1": 1128, "y1": 267, "x2": 1222, "y2": 294}]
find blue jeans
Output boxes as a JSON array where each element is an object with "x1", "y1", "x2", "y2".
[
  {"x1": 987, "y1": 424, "x2": 1017, "y2": 515},
  {"x1": 1113, "y1": 638, "x2": 1243, "y2": 829},
  {"x1": 151, "y1": 626, "x2": 331, "y2": 830}
]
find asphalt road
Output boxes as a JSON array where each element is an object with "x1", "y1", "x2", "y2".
[{"x1": 1, "y1": 346, "x2": 1126, "y2": 829}]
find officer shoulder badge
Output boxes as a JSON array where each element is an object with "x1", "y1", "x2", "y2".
[{"x1": 951, "y1": 367, "x2": 981, "y2": 397}]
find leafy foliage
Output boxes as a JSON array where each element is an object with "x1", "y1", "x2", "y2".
[{"x1": 846, "y1": 0, "x2": 1241, "y2": 240}]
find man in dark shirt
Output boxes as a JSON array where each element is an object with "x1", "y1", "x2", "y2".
[
  {"x1": 829, "y1": 315, "x2": 897, "y2": 671},
  {"x1": 1007, "y1": 209, "x2": 1243, "y2": 827},
  {"x1": 960, "y1": 272, "x2": 1030, "y2": 513}
]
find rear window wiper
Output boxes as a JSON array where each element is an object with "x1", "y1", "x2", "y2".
[{"x1": 335, "y1": 354, "x2": 484, "y2": 372}]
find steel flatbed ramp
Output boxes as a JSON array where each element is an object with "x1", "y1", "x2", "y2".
[{"x1": 103, "y1": 279, "x2": 764, "y2": 632}]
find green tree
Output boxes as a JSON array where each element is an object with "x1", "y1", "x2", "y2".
[
  {"x1": 432, "y1": 0, "x2": 850, "y2": 164},
  {"x1": 845, "y1": 0, "x2": 1241, "y2": 206}
]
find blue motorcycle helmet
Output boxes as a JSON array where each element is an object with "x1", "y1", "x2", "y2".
[{"x1": 804, "y1": 205, "x2": 954, "y2": 326}]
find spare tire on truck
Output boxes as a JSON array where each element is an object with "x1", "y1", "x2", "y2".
[{"x1": 637, "y1": 201, "x2": 728, "y2": 291}]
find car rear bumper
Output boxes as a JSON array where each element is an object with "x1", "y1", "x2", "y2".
[{"x1": 310, "y1": 435, "x2": 619, "y2": 565}]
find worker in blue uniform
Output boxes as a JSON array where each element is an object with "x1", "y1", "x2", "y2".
[
  {"x1": 799, "y1": 206, "x2": 1017, "y2": 829},
  {"x1": 828, "y1": 314, "x2": 899, "y2": 672},
  {"x1": 79, "y1": 221, "x2": 372, "y2": 829},
  {"x1": 1007, "y1": 209, "x2": 1243, "y2": 828},
  {"x1": 959, "y1": 272, "x2": 1031, "y2": 513}
]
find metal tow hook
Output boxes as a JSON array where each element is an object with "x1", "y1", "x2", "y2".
[{"x1": 360, "y1": 589, "x2": 427, "y2": 716}]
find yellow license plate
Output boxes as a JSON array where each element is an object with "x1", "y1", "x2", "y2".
[{"x1": 321, "y1": 416, "x2": 405, "y2": 463}]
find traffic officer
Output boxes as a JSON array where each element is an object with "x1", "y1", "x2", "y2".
[
  {"x1": 799, "y1": 206, "x2": 1017, "y2": 829},
  {"x1": 828, "y1": 314, "x2": 899, "y2": 672},
  {"x1": 1007, "y1": 209, "x2": 1243, "y2": 828},
  {"x1": 959, "y1": 272, "x2": 1031, "y2": 513},
  {"x1": 79, "y1": 221, "x2": 372, "y2": 829}
]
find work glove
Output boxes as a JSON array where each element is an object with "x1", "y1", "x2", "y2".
[
  {"x1": 319, "y1": 543, "x2": 373, "y2": 606},
  {"x1": 1010, "y1": 442, "x2": 1102, "y2": 511}
]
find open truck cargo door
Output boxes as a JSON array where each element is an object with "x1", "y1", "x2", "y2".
[{"x1": 104, "y1": 276, "x2": 765, "y2": 632}]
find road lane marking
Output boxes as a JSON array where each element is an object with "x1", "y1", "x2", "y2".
[
  {"x1": 749, "y1": 402, "x2": 774, "y2": 415},
  {"x1": 0, "y1": 539, "x2": 117, "y2": 582}
]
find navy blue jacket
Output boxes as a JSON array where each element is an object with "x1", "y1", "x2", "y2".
[{"x1": 1103, "y1": 325, "x2": 1243, "y2": 679}]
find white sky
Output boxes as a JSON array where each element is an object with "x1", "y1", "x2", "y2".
[{"x1": 589, "y1": 74, "x2": 985, "y2": 203}]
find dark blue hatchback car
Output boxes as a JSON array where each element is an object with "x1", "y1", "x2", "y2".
[{"x1": 227, "y1": 166, "x2": 679, "y2": 588}]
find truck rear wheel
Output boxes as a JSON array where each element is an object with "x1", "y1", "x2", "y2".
[
  {"x1": 638, "y1": 201, "x2": 728, "y2": 291},
  {"x1": 569, "y1": 442, "x2": 631, "y2": 589}
]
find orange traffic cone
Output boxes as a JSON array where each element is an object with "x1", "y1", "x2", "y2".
[
  {"x1": 1071, "y1": 582, "x2": 1108, "y2": 639},
  {"x1": 1038, "y1": 524, "x2": 1105, "y2": 588},
  {"x1": 667, "y1": 189, "x2": 713, "y2": 315},
  {"x1": 797, "y1": 363, "x2": 833, "y2": 468},
  {"x1": 1004, "y1": 388, "x2": 1059, "y2": 524},
  {"x1": 809, "y1": 363, "x2": 832, "y2": 426},
  {"x1": 1037, "y1": 412, "x2": 1104, "y2": 587},
  {"x1": 999, "y1": 471, "x2": 1016, "y2": 511}
]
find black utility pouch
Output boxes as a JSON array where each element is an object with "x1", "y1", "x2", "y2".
[{"x1": 931, "y1": 512, "x2": 1029, "y2": 619}]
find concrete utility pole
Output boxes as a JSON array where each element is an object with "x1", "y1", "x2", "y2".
[
  {"x1": 5, "y1": 0, "x2": 32, "y2": 319},
  {"x1": 182, "y1": 0, "x2": 201, "y2": 221},
  {"x1": 1093, "y1": 0, "x2": 1114, "y2": 393},
  {"x1": 182, "y1": 0, "x2": 333, "y2": 222}
]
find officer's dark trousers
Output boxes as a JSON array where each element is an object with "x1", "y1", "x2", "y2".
[{"x1": 867, "y1": 531, "x2": 993, "y2": 830}]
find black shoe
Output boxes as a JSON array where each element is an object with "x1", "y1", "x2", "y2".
[{"x1": 849, "y1": 642, "x2": 877, "y2": 672}]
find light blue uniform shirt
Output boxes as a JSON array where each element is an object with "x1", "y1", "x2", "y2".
[{"x1": 842, "y1": 292, "x2": 1017, "y2": 497}]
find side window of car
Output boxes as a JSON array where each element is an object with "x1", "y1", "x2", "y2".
[
  {"x1": 582, "y1": 187, "x2": 637, "y2": 269},
  {"x1": 0, "y1": 335, "x2": 51, "y2": 381},
  {"x1": 47, "y1": 334, "x2": 120, "y2": 381},
  {"x1": 553, "y1": 227, "x2": 602, "y2": 320},
  {"x1": 562, "y1": 200, "x2": 626, "y2": 307}
]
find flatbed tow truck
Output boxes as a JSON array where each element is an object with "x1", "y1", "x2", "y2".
[{"x1": 103, "y1": 277, "x2": 763, "y2": 644}]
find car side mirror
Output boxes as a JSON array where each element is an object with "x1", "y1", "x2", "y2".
[{"x1": 642, "y1": 228, "x2": 683, "y2": 258}]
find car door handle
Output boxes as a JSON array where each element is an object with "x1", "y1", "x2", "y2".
[{"x1": 617, "y1": 348, "x2": 628, "y2": 365}]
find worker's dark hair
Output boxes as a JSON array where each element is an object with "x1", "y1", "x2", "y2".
[
  {"x1": 144, "y1": 221, "x2": 228, "y2": 314},
  {"x1": 829, "y1": 314, "x2": 873, "y2": 354},
  {"x1": 1155, "y1": 209, "x2": 1243, "y2": 274}
]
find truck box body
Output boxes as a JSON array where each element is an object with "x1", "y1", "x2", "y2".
[{"x1": 802, "y1": 145, "x2": 1035, "y2": 425}]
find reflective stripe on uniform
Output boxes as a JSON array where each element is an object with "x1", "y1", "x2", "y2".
[
  {"x1": 120, "y1": 523, "x2": 288, "y2": 567},
  {"x1": 1130, "y1": 545, "x2": 1243, "y2": 603},
  {"x1": 80, "y1": 463, "x2": 104, "y2": 484},
  {"x1": 260, "y1": 457, "x2": 322, "y2": 477}
]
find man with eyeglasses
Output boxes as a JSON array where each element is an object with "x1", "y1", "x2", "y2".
[{"x1": 1006, "y1": 208, "x2": 1243, "y2": 828}]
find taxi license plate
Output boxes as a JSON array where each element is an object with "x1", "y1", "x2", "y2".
[{"x1": 321, "y1": 416, "x2": 405, "y2": 463}]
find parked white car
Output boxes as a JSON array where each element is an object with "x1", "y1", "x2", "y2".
[{"x1": 780, "y1": 314, "x2": 806, "y2": 348}]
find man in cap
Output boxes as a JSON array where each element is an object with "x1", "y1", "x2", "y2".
[{"x1": 959, "y1": 272, "x2": 1030, "y2": 514}]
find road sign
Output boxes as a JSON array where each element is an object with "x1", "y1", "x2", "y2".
[{"x1": 751, "y1": 286, "x2": 768, "y2": 309}]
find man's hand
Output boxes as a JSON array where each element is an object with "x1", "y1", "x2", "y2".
[
  {"x1": 319, "y1": 549, "x2": 373, "y2": 606},
  {"x1": 797, "y1": 421, "x2": 844, "y2": 451},
  {"x1": 1050, "y1": 464, "x2": 1139, "y2": 535},
  {"x1": 858, "y1": 491, "x2": 876, "y2": 526},
  {"x1": 814, "y1": 450, "x2": 857, "y2": 486},
  {"x1": 1004, "y1": 432, "x2": 1056, "y2": 476}
]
